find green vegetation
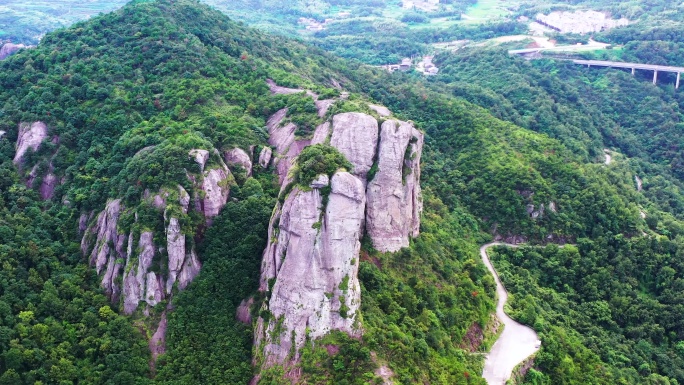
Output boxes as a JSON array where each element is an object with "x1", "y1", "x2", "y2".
[
  {"x1": 156, "y1": 191, "x2": 274, "y2": 384},
  {"x1": 292, "y1": 144, "x2": 352, "y2": 186},
  {"x1": 491, "y1": 237, "x2": 684, "y2": 384},
  {"x1": 2, "y1": 0, "x2": 684, "y2": 384},
  {"x1": 0, "y1": 135, "x2": 150, "y2": 384},
  {"x1": 357, "y1": 199, "x2": 492, "y2": 385}
]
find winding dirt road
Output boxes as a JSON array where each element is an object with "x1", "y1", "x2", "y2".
[{"x1": 480, "y1": 243, "x2": 540, "y2": 385}]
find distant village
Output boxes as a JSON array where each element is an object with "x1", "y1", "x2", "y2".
[
  {"x1": 298, "y1": 11, "x2": 352, "y2": 31},
  {"x1": 378, "y1": 56, "x2": 439, "y2": 76},
  {"x1": 402, "y1": 0, "x2": 441, "y2": 12}
]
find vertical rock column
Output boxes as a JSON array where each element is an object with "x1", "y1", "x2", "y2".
[
  {"x1": 256, "y1": 172, "x2": 366, "y2": 366},
  {"x1": 365, "y1": 120, "x2": 423, "y2": 252}
]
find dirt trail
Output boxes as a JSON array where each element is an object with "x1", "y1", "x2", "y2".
[
  {"x1": 480, "y1": 242, "x2": 540, "y2": 385},
  {"x1": 604, "y1": 149, "x2": 612, "y2": 165}
]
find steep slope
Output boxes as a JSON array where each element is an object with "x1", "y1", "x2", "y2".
[{"x1": 0, "y1": 1, "x2": 672, "y2": 384}]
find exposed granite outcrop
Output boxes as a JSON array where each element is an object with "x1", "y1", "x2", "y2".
[
  {"x1": 13, "y1": 122, "x2": 48, "y2": 165},
  {"x1": 122, "y1": 231, "x2": 156, "y2": 314},
  {"x1": 201, "y1": 166, "x2": 232, "y2": 218},
  {"x1": 0, "y1": 43, "x2": 26, "y2": 60},
  {"x1": 82, "y1": 148, "x2": 236, "y2": 320},
  {"x1": 316, "y1": 99, "x2": 335, "y2": 117},
  {"x1": 369, "y1": 104, "x2": 391, "y2": 117},
  {"x1": 165, "y1": 217, "x2": 185, "y2": 295},
  {"x1": 311, "y1": 122, "x2": 330, "y2": 145},
  {"x1": 256, "y1": 108, "x2": 424, "y2": 370},
  {"x1": 189, "y1": 149, "x2": 210, "y2": 171},
  {"x1": 267, "y1": 108, "x2": 314, "y2": 183},
  {"x1": 366, "y1": 120, "x2": 423, "y2": 252},
  {"x1": 266, "y1": 79, "x2": 317, "y2": 98},
  {"x1": 330, "y1": 113, "x2": 379, "y2": 182},
  {"x1": 40, "y1": 170, "x2": 58, "y2": 200},
  {"x1": 257, "y1": 172, "x2": 365, "y2": 366},
  {"x1": 259, "y1": 147, "x2": 272, "y2": 168},
  {"x1": 224, "y1": 148, "x2": 253, "y2": 176}
]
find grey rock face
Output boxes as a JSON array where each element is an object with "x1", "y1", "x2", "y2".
[
  {"x1": 178, "y1": 248, "x2": 201, "y2": 290},
  {"x1": 316, "y1": 99, "x2": 335, "y2": 117},
  {"x1": 14, "y1": 122, "x2": 48, "y2": 165},
  {"x1": 257, "y1": 171, "x2": 365, "y2": 366},
  {"x1": 267, "y1": 108, "x2": 315, "y2": 183},
  {"x1": 149, "y1": 311, "x2": 168, "y2": 362},
  {"x1": 83, "y1": 199, "x2": 122, "y2": 276},
  {"x1": 256, "y1": 109, "x2": 425, "y2": 368},
  {"x1": 365, "y1": 120, "x2": 423, "y2": 252},
  {"x1": 178, "y1": 185, "x2": 190, "y2": 213},
  {"x1": 122, "y1": 231, "x2": 156, "y2": 314},
  {"x1": 548, "y1": 201, "x2": 557, "y2": 213},
  {"x1": 40, "y1": 172, "x2": 58, "y2": 200},
  {"x1": 189, "y1": 149, "x2": 210, "y2": 171},
  {"x1": 145, "y1": 272, "x2": 163, "y2": 307},
  {"x1": 369, "y1": 104, "x2": 391, "y2": 117},
  {"x1": 80, "y1": 203, "x2": 129, "y2": 303},
  {"x1": 79, "y1": 212, "x2": 93, "y2": 233},
  {"x1": 311, "y1": 122, "x2": 330, "y2": 145},
  {"x1": 201, "y1": 166, "x2": 231, "y2": 218},
  {"x1": 330, "y1": 113, "x2": 379, "y2": 181},
  {"x1": 224, "y1": 148, "x2": 253, "y2": 176},
  {"x1": 310, "y1": 174, "x2": 330, "y2": 188},
  {"x1": 236, "y1": 298, "x2": 254, "y2": 324},
  {"x1": 259, "y1": 147, "x2": 272, "y2": 168},
  {"x1": 0, "y1": 43, "x2": 26, "y2": 60},
  {"x1": 165, "y1": 217, "x2": 185, "y2": 294},
  {"x1": 0, "y1": 131, "x2": 5, "y2": 139},
  {"x1": 266, "y1": 79, "x2": 318, "y2": 98}
]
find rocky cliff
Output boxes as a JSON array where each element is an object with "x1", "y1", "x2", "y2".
[
  {"x1": 80, "y1": 147, "x2": 237, "y2": 356},
  {"x1": 0, "y1": 43, "x2": 27, "y2": 60},
  {"x1": 255, "y1": 103, "x2": 424, "y2": 369},
  {"x1": 13, "y1": 121, "x2": 48, "y2": 165}
]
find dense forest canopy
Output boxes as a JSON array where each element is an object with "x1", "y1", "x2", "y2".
[{"x1": 0, "y1": 0, "x2": 683, "y2": 384}]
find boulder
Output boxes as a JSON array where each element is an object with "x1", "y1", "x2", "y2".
[
  {"x1": 189, "y1": 149, "x2": 210, "y2": 171},
  {"x1": 224, "y1": 148, "x2": 253, "y2": 176},
  {"x1": 310, "y1": 174, "x2": 329, "y2": 189},
  {"x1": 14, "y1": 122, "x2": 48, "y2": 165}
]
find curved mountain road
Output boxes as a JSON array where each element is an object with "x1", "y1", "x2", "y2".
[{"x1": 480, "y1": 242, "x2": 540, "y2": 385}]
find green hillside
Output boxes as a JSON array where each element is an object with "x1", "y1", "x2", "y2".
[{"x1": 0, "y1": 1, "x2": 682, "y2": 384}]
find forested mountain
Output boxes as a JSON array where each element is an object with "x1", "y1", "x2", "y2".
[{"x1": 0, "y1": 0, "x2": 683, "y2": 384}]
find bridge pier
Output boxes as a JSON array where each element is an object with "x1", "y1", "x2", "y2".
[
  {"x1": 631, "y1": 67, "x2": 635, "y2": 75},
  {"x1": 653, "y1": 70, "x2": 658, "y2": 85},
  {"x1": 677, "y1": 72, "x2": 681, "y2": 89}
]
